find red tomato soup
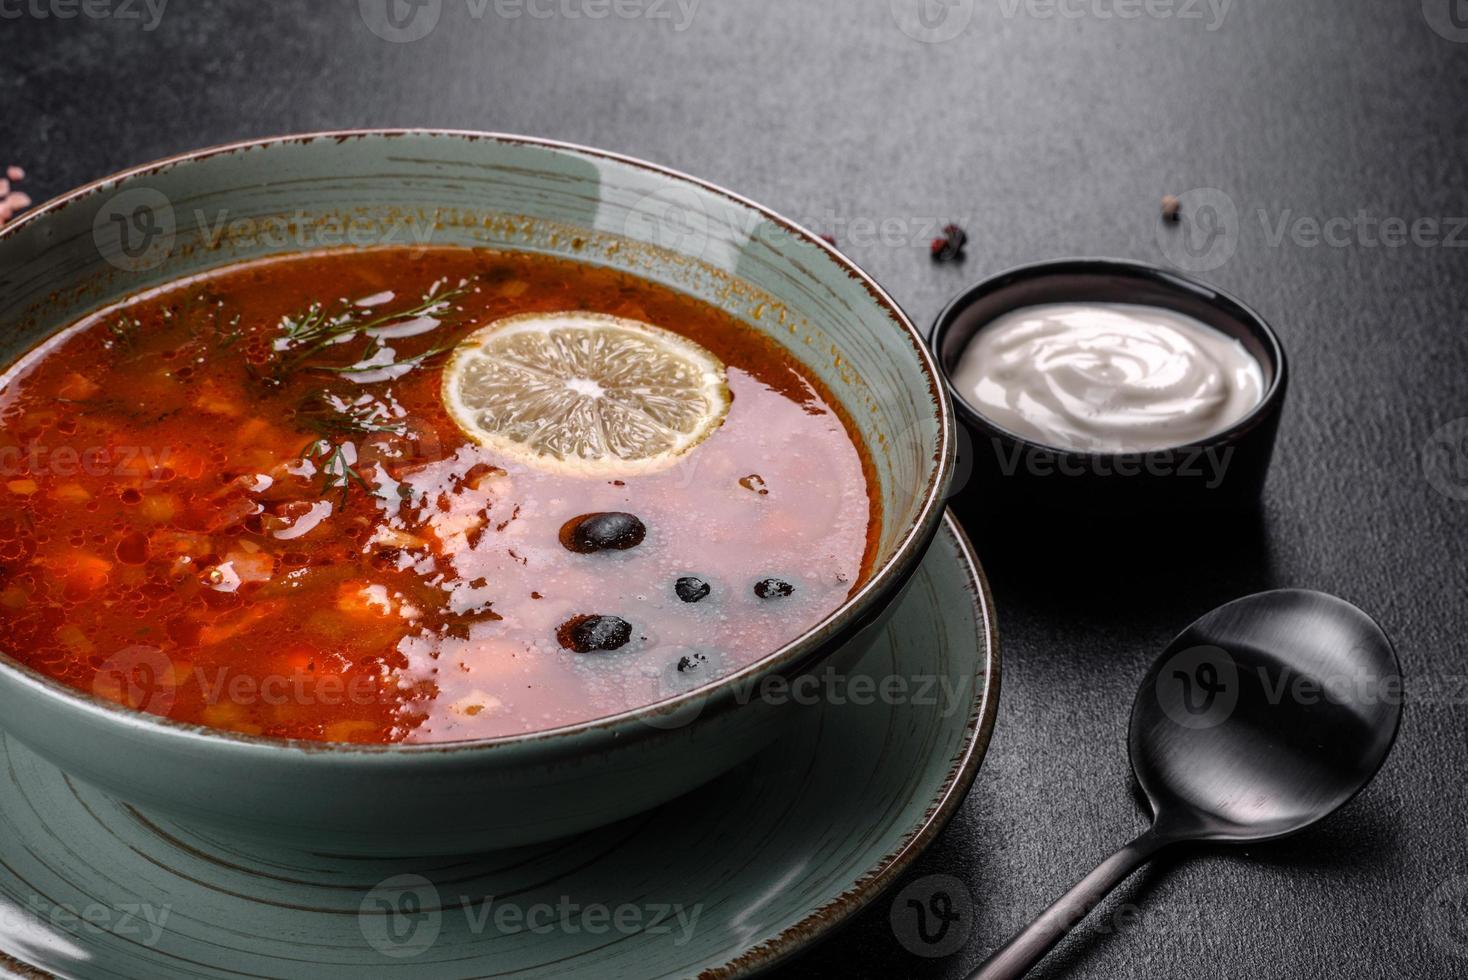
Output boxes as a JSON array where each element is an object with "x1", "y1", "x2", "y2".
[{"x1": 0, "y1": 248, "x2": 878, "y2": 743}]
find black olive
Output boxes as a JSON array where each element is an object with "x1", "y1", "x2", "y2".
[
  {"x1": 557, "y1": 615, "x2": 633, "y2": 653},
  {"x1": 559, "y1": 512, "x2": 647, "y2": 553},
  {"x1": 676, "y1": 651, "x2": 709, "y2": 673},
  {"x1": 754, "y1": 578, "x2": 795, "y2": 599},
  {"x1": 675, "y1": 576, "x2": 711, "y2": 603}
]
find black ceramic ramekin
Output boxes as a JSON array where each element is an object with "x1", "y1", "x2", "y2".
[{"x1": 929, "y1": 259, "x2": 1288, "y2": 513}]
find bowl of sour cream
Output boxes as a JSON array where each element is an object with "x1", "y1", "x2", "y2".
[{"x1": 930, "y1": 259, "x2": 1287, "y2": 512}]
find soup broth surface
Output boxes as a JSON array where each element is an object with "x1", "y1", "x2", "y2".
[{"x1": 0, "y1": 247, "x2": 876, "y2": 743}]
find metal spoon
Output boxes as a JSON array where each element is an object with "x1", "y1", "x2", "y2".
[{"x1": 971, "y1": 589, "x2": 1402, "y2": 980}]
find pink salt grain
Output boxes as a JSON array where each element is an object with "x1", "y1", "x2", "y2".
[{"x1": 0, "y1": 166, "x2": 29, "y2": 225}]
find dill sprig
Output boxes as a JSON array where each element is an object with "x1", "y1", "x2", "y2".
[
  {"x1": 323, "y1": 342, "x2": 452, "y2": 380},
  {"x1": 297, "y1": 392, "x2": 407, "y2": 439},
  {"x1": 106, "y1": 315, "x2": 144, "y2": 349},
  {"x1": 264, "y1": 282, "x2": 468, "y2": 385},
  {"x1": 214, "y1": 312, "x2": 244, "y2": 351},
  {"x1": 176, "y1": 291, "x2": 244, "y2": 353},
  {"x1": 294, "y1": 394, "x2": 407, "y2": 504},
  {"x1": 300, "y1": 437, "x2": 378, "y2": 507}
]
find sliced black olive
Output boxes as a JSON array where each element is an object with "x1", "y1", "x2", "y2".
[
  {"x1": 676, "y1": 651, "x2": 710, "y2": 673},
  {"x1": 559, "y1": 512, "x2": 647, "y2": 553},
  {"x1": 557, "y1": 615, "x2": 634, "y2": 653},
  {"x1": 754, "y1": 578, "x2": 795, "y2": 599},
  {"x1": 675, "y1": 575, "x2": 711, "y2": 603}
]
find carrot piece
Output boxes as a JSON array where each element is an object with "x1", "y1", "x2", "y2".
[
  {"x1": 167, "y1": 450, "x2": 209, "y2": 481},
  {"x1": 56, "y1": 624, "x2": 95, "y2": 656},
  {"x1": 200, "y1": 702, "x2": 263, "y2": 736},
  {"x1": 197, "y1": 601, "x2": 282, "y2": 646},
  {"x1": 323, "y1": 720, "x2": 380, "y2": 743},
  {"x1": 49, "y1": 483, "x2": 92, "y2": 505},
  {"x1": 42, "y1": 550, "x2": 112, "y2": 593},
  {"x1": 494, "y1": 280, "x2": 529, "y2": 298},
  {"x1": 223, "y1": 549, "x2": 274, "y2": 584},
  {"x1": 139, "y1": 494, "x2": 179, "y2": 522},
  {"x1": 151, "y1": 529, "x2": 211, "y2": 555},
  {"x1": 278, "y1": 644, "x2": 322, "y2": 675},
  {"x1": 193, "y1": 389, "x2": 241, "y2": 416},
  {"x1": 235, "y1": 418, "x2": 272, "y2": 444},
  {"x1": 57, "y1": 372, "x2": 101, "y2": 400}
]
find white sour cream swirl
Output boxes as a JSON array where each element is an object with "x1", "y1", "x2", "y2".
[{"x1": 953, "y1": 303, "x2": 1265, "y2": 452}]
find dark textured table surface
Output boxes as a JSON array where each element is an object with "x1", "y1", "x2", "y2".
[{"x1": 4, "y1": 1, "x2": 1468, "y2": 977}]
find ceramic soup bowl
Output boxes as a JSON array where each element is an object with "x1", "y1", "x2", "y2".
[{"x1": 0, "y1": 131, "x2": 954, "y2": 854}]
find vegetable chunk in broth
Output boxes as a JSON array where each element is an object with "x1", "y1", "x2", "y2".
[{"x1": 0, "y1": 247, "x2": 878, "y2": 743}]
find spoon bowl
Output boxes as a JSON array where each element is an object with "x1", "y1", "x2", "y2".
[
  {"x1": 1134, "y1": 589, "x2": 1402, "y2": 842},
  {"x1": 972, "y1": 589, "x2": 1402, "y2": 980}
]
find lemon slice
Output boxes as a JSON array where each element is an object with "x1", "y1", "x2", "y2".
[{"x1": 442, "y1": 311, "x2": 730, "y2": 475}]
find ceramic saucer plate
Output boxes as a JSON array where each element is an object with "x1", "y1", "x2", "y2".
[{"x1": 0, "y1": 511, "x2": 998, "y2": 979}]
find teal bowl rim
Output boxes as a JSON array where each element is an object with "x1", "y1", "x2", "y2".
[{"x1": 0, "y1": 129, "x2": 957, "y2": 757}]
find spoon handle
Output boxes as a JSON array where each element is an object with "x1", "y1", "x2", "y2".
[{"x1": 967, "y1": 830, "x2": 1171, "y2": 980}]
